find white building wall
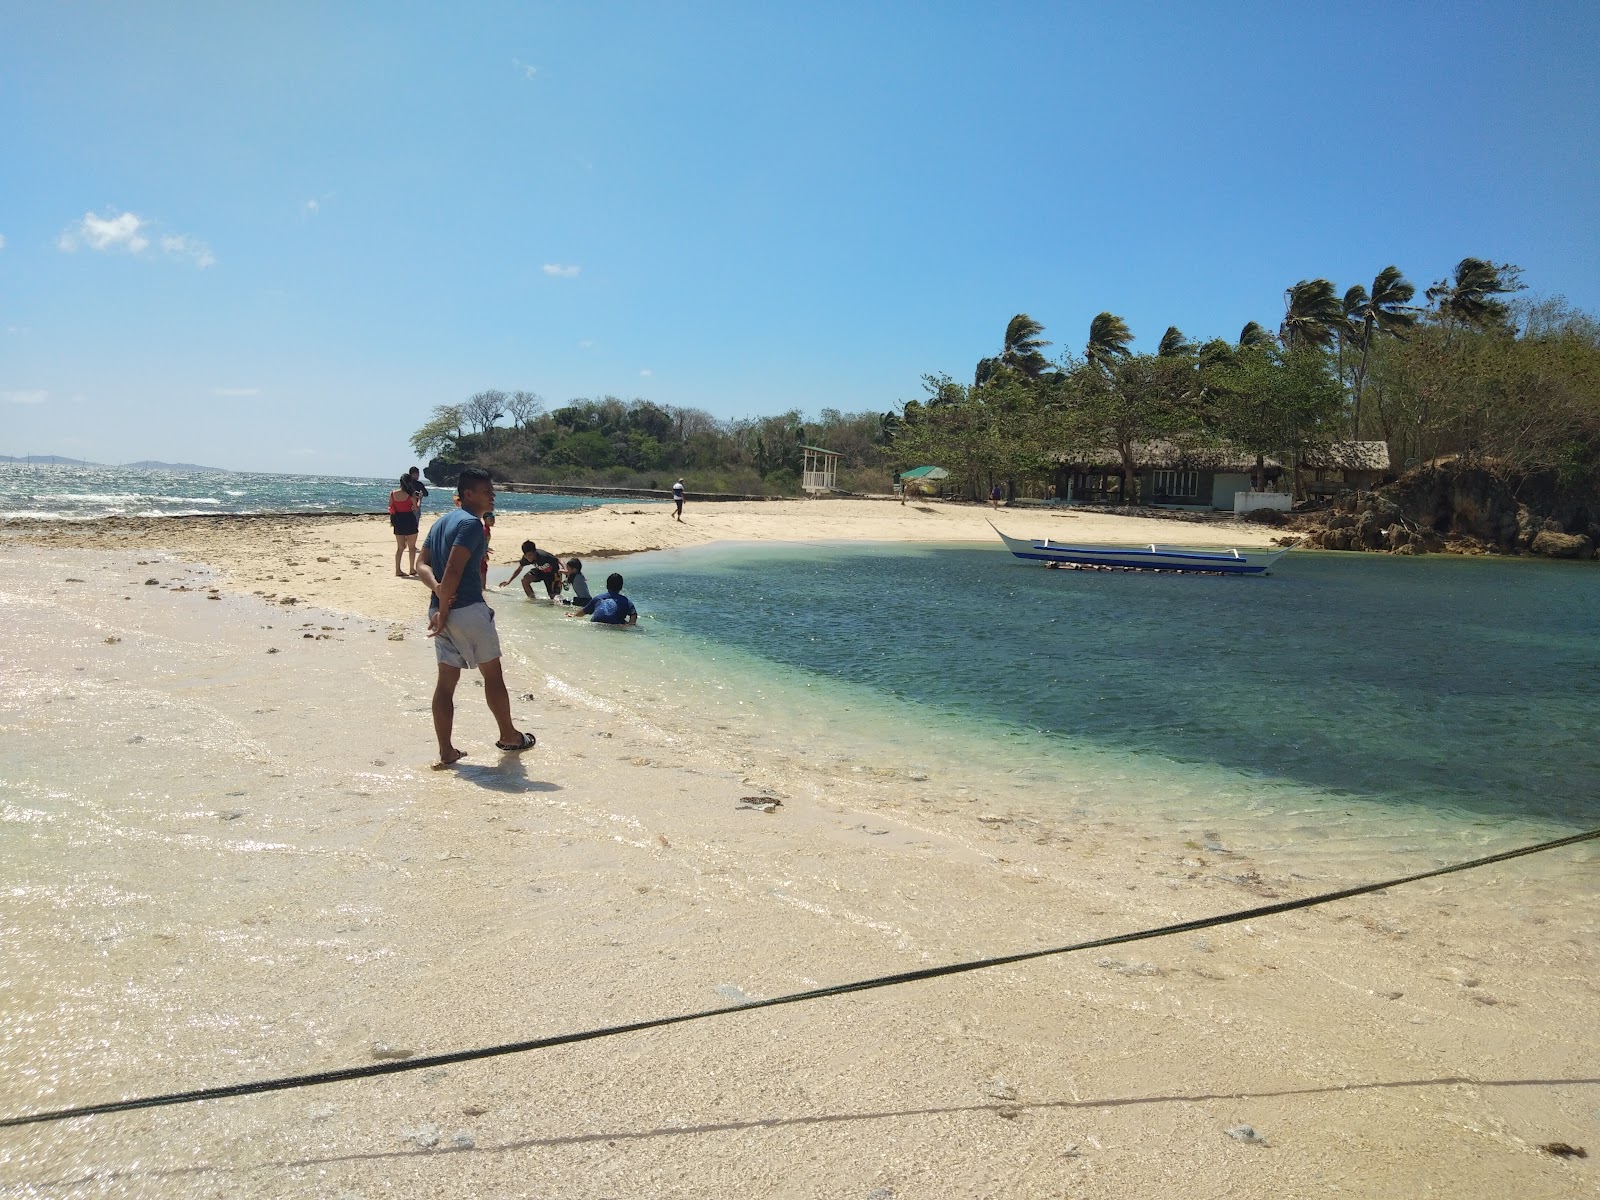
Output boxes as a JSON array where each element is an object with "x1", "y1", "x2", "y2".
[{"x1": 1212, "y1": 473, "x2": 1254, "y2": 509}]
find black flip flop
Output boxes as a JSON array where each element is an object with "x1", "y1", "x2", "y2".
[{"x1": 495, "y1": 732, "x2": 536, "y2": 752}]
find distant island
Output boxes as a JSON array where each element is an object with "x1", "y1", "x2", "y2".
[
  {"x1": 118, "y1": 460, "x2": 229, "y2": 473},
  {"x1": 0, "y1": 454, "x2": 102, "y2": 465},
  {"x1": 0, "y1": 455, "x2": 229, "y2": 472}
]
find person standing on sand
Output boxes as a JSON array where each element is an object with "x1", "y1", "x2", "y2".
[
  {"x1": 989, "y1": 483, "x2": 1003, "y2": 510},
  {"x1": 415, "y1": 467, "x2": 534, "y2": 765},
  {"x1": 407, "y1": 467, "x2": 429, "y2": 514},
  {"x1": 388, "y1": 475, "x2": 421, "y2": 576},
  {"x1": 672, "y1": 478, "x2": 685, "y2": 522}
]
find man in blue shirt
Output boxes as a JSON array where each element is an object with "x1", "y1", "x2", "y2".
[
  {"x1": 415, "y1": 467, "x2": 535, "y2": 764},
  {"x1": 571, "y1": 572, "x2": 638, "y2": 625}
]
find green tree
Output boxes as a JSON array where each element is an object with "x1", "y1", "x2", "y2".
[
  {"x1": 975, "y1": 313, "x2": 1052, "y2": 385},
  {"x1": 1086, "y1": 312, "x2": 1134, "y2": 369},
  {"x1": 1238, "y1": 321, "x2": 1275, "y2": 350},
  {"x1": 1425, "y1": 257, "x2": 1524, "y2": 331},
  {"x1": 1348, "y1": 265, "x2": 1417, "y2": 436},
  {"x1": 409, "y1": 403, "x2": 466, "y2": 459},
  {"x1": 1280, "y1": 279, "x2": 1346, "y2": 350},
  {"x1": 1158, "y1": 326, "x2": 1194, "y2": 357}
]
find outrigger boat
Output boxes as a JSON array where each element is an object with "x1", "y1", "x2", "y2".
[{"x1": 989, "y1": 522, "x2": 1288, "y2": 576}]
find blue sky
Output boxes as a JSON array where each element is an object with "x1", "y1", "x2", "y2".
[{"x1": 3, "y1": 2, "x2": 1597, "y2": 476}]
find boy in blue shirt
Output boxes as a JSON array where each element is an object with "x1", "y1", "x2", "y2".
[
  {"x1": 416, "y1": 467, "x2": 535, "y2": 763},
  {"x1": 570, "y1": 572, "x2": 638, "y2": 625}
]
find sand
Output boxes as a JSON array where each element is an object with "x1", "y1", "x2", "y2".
[
  {"x1": 2, "y1": 498, "x2": 1280, "y2": 625},
  {"x1": 2, "y1": 505, "x2": 1597, "y2": 1199}
]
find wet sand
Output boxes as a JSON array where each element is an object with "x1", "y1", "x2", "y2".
[{"x1": 1, "y1": 514, "x2": 1598, "y2": 1199}]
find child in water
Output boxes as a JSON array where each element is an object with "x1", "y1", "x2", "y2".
[
  {"x1": 569, "y1": 572, "x2": 637, "y2": 625},
  {"x1": 561, "y1": 558, "x2": 592, "y2": 606}
]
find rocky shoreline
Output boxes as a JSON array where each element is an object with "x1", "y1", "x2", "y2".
[{"x1": 1268, "y1": 465, "x2": 1598, "y2": 560}]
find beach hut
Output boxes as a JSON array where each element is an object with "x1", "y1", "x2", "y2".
[{"x1": 801, "y1": 445, "x2": 841, "y2": 493}]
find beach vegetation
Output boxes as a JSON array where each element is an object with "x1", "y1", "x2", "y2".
[
  {"x1": 413, "y1": 258, "x2": 1597, "y2": 506},
  {"x1": 891, "y1": 259, "x2": 1600, "y2": 505},
  {"x1": 408, "y1": 403, "x2": 466, "y2": 459}
]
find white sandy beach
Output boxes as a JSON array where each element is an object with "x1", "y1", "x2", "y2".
[{"x1": 2, "y1": 504, "x2": 1598, "y2": 1199}]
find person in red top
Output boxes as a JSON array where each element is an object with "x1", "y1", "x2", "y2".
[{"x1": 388, "y1": 475, "x2": 421, "y2": 576}]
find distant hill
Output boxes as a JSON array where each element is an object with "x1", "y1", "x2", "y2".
[
  {"x1": 0, "y1": 454, "x2": 103, "y2": 465},
  {"x1": 120, "y1": 460, "x2": 229, "y2": 473}
]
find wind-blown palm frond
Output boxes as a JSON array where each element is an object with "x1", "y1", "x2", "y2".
[
  {"x1": 1280, "y1": 279, "x2": 1346, "y2": 350},
  {"x1": 1086, "y1": 312, "x2": 1133, "y2": 368},
  {"x1": 1361, "y1": 265, "x2": 1417, "y2": 340},
  {"x1": 1347, "y1": 265, "x2": 1420, "y2": 436},
  {"x1": 999, "y1": 313, "x2": 1052, "y2": 379},
  {"x1": 1158, "y1": 326, "x2": 1194, "y2": 357},
  {"x1": 1342, "y1": 285, "x2": 1369, "y2": 344},
  {"x1": 1426, "y1": 258, "x2": 1520, "y2": 328},
  {"x1": 1237, "y1": 321, "x2": 1274, "y2": 349}
]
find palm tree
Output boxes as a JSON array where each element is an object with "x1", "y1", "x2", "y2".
[
  {"x1": 975, "y1": 313, "x2": 1052, "y2": 386},
  {"x1": 1157, "y1": 326, "x2": 1194, "y2": 357},
  {"x1": 1280, "y1": 279, "x2": 1346, "y2": 350},
  {"x1": 1425, "y1": 257, "x2": 1521, "y2": 329},
  {"x1": 1086, "y1": 312, "x2": 1133, "y2": 369},
  {"x1": 1238, "y1": 321, "x2": 1274, "y2": 350},
  {"x1": 1000, "y1": 313, "x2": 1052, "y2": 378},
  {"x1": 1348, "y1": 265, "x2": 1417, "y2": 436}
]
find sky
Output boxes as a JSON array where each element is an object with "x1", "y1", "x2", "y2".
[{"x1": 3, "y1": 1, "x2": 1598, "y2": 477}]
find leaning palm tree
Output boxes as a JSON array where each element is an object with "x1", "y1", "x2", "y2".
[
  {"x1": 1086, "y1": 312, "x2": 1134, "y2": 369},
  {"x1": 1280, "y1": 279, "x2": 1346, "y2": 350},
  {"x1": 1157, "y1": 325, "x2": 1194, "y2": 357},
  {"x1": 1425, "y1": 257, "x2": 1520, "y2": 329},
  {"x1": 999, "y1": 313, "x2": 1052, "y2": 379},
  {"x1": 1237, "y1": 321, "x2": 1274, "y2": 350},
  {"x1": 1348, "y1": 265, "x2": 1417, "y2": 435},
  {"x1": 975, "y1": 313, "x2": 1052, "y2": 386}
]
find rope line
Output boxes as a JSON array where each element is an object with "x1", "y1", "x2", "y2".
[{"x1": 4, "y1": 825, "x2": 1595, "y2": 1130}]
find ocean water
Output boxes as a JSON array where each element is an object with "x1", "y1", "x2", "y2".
[
  {"x1": 497, "y1": 542, "x2": 1600, "y2": 858},
  {"x1": 0, "y1": 464, "x2": 645, "y2": 520}
]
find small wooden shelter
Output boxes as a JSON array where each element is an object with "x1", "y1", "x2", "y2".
[{"x1": 801, "y1": 445, "x2": 841, "y2": 493}]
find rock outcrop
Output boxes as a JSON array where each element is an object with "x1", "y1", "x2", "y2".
[{"x1": 1292, "y1": 463, "x2": 1598, "y2": 560}]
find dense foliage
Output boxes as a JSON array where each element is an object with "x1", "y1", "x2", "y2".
[
  {"x1": 414, "y1": 258, "x2": 1600, "y2": 501},
  {"x1": 896, "y1": 259, "x2": 1600, "y2": 501},
  {"x1": 411, "y1": 393, "x2": 898, "y2": 494}
]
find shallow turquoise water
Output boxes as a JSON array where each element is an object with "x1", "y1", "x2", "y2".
[
  {"x1": 0, "y1": 464, "x2": 650, "y2": 520},
  {"x1": 610, "y1": 544, "x2": 1600, "y2": 828}
]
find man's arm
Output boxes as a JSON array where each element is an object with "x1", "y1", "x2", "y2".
[{"x1": 425, "y1": 545, "x2": 473, "y2": 634}]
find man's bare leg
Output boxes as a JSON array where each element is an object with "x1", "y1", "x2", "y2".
[
  {"x1": 478, "y1": 657, "x2": 525, "y2": 746},
  {"x1": 432, "y1": 663, "x2": 467, "y2": 764}
]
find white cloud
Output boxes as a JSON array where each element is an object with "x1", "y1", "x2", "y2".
[
  {"x1": 513, "y1": 58, "x2": 538, "y2": 80},
  {"x1": 212, "y1": 387, "x2": 261, "y2": 398},
  {"x1": 2, "y1": 390, "x2": 49, "y2": 405},
  {"x1": 0, "y1": 234, "x2": 6, "y2": 251},
  {"x1": 57, "y1": 210, "x2": 215, "y2": 267},
  {"x1": 304, "y1": 199, "x2": 319, "y2": 214},
  {"x1": 59, "y1": 210, "x2": 150, "y2": 254},
  {"x1": 639, "y1": 368, "x2": 653, "y2": 377},
  {"x1": 541, "y1": 263, "x2": 580, "y2": 278},
  {"x1": 161, "y1": 234, "x2": 216, "y2": 269},
  {"x1": 577, "y1": 338, "x2": 596, "y2": 349}
]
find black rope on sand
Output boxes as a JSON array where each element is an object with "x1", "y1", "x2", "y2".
[{"x1": 4, "y1": 826, "x2": 1596, "y2": 1130}]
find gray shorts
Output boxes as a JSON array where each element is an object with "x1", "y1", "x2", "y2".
[{"x1": 434, "y1": 601, "x2": 501, "y2": 669}]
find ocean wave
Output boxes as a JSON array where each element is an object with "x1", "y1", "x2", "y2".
[
  {"x1": 224, "y1": 490, "x2": 247, "y2": 497},
  {"x1": 158, "y1": 497, "x2": 223, "y2": 505}
]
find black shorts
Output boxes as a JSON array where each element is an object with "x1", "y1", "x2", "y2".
[{"x1": 390, "y1": 511, "x2": 419, "y2": 536}]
